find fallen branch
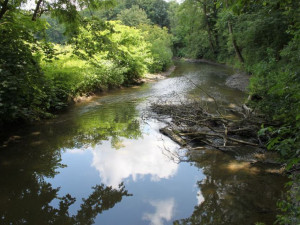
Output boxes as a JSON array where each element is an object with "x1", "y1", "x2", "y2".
[
  {"x1": 160, "y1": 127, "x2": 186, "y2": 146},
  {"x1": 179, "y1": 131, "x2": 258, "y2": 146}
]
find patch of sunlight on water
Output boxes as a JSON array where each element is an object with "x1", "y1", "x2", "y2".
[{"x1": 226, "y1": 161, "x2": 260, "y2": 174}]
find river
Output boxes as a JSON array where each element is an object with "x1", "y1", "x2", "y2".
[{"x1": 0, "y1": 61, "x2": 287, "y2": 225}]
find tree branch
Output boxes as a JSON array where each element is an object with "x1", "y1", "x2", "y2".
[
  {"x1": 32, "y1": 0, "x2": 43, "y2": 21},
  {"x1": 0, "y1": 0, "x2": 9, "y2": 20},
  {"x1": 180, "y1": 131, "x2": 258, "y2": 146}
]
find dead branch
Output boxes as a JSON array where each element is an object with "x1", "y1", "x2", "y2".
[
  {"x1": 179, "y1": 131, "x2": 258, "y2": 146},
  {"x1": 160, "y1": 127, "x2": 186, "y2": 146},
  {"x1": 150, "y1": 97, "x2": 265, "y2": 156}
]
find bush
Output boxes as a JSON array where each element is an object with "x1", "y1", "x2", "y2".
[
  {"x1": 0, "y1": 14, "x2": 52, "y2": 124},
  {"x1": 139, "y1": 24, "x2": 173, "y2": 72}
]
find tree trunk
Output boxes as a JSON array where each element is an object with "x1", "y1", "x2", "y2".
[
  {"x1": 225, "y1": 0, "x2": 244, "y2": 63},
  {"x1": 0, "y1": 0, "x2": 9, "y2": 20},
  {"x1": 212, "y1": 0, "x2": 219, "y2": 52},
  {"x1": 228, "y1": 21, "x2": 244, "y2": 63},
  {"x1": 32, "y1": 0, "x2": 43, "y2": 21},
  {"x1": 202, "y1": 1, "x2": 215, "y2": 54}
]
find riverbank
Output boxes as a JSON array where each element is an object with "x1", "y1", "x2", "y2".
[
  {"x1": 141, "y1": 65, "x2": 176, "y2": 83},
  {"x1": 73, "y1": 65, "x2": 176, "y2": 103}
]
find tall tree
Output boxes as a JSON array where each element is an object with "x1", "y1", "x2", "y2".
[
  {"x1": 117, "y1": 5, "x2": 151, "y2": 26},
  {"x1": 197, "y1": 0, "x2": 219, "y2": 55},
  {"x1": 224, "y1": 0, "x2": 244, "y2": 63},
  {"x1": 0, "y1": 0, "x2": 9, "y2": 20}
]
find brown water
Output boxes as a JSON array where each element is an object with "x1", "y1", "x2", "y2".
[{"x1": 0, "y1": 61, "x2": 287, "y2": 225}]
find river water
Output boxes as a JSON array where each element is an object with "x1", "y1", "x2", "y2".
[{"x1": 0, "y1": 61, "x2": 287, "y2": 225}]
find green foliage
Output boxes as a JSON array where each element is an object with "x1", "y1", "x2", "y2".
[
  {"x1": 107, "y1": 21, "x2": 151, "y2": 82},
  {"x1": 41, "y1": 20, "x2": 150, "y2": 98},
  {"x1": 42, "y1": 15, "x2": 68, "y2": 44},
  {"x1": 249, "y1": 35, "x2": 300, "y2": 169},
  {"x1": 0, "y1": 12, "x2": 53, "y2": 124},
  {"x1": 169, "y1": 0, "x2": 218, "y2": 59},
  {"x1": 0, "y1": 0, "x2": 173, "y2": 125},
  {"x1": 71, "y1": 19, "x2": 151, "y2": 83},
  {"x1": 139, "y1": 24, "x2": 173, "y2": 72},
  {"x1": 39, "y1": 18, "x2": 173, "y2": 110},
  {"x1": 134, "y1": 0, "x2": 170, "y2": 27},
  {"x1": 117, "y1": 5, "x2": 151, "y2": 27},
  {"x1": 87, "y1": 0, "x2": 170, "y2": 27},
  {"x1": 276, "y1": 176, "x2": 300, "y2": 225}
]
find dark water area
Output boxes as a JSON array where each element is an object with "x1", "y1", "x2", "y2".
[{"x1": 0, "y1": 61, "x2": 287, "y2": 225}]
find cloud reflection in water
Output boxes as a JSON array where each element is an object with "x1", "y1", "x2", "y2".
[
  {"x1": 143, "y1": 198, "x2": 175, "y2": 225},
  {"x1": 91, "y1": 131, "x2": 179, "y2": 188},
  {"x1": 197, "y1": 190, "x2": 205, "y2": 205}
]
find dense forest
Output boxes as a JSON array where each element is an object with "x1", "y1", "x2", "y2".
[{"x1": 0, "y1": 0, "x2": 299, "y2": 223}]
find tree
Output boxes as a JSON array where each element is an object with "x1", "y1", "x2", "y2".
[
  {"x1": 117, "y1": 5, "x2": 151, "y2": 27},
  {"x1": 168, "y1": 0, "x2": 214, "y2": 58},
  {"x1": 139, "y1": 24, "x2": 173, "y2": 72},
  {"x1": 116, "y1": 0, "x2": 170, "y2": 27},
  {"x1": 0, "y1": 0, "x2": 115, "y2": 124},
  {"x1": 136, "y1": 0, "x2": 170, "y2": 27},
  {"x1": 193, "y1": 0, "x2": 220, "y2": 57}
]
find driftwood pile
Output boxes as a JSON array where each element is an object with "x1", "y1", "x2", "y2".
[{"x1": 151, "y1": 101, "x2": 265, "y2": 153}]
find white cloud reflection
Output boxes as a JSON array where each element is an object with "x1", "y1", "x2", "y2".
[
  {"x1": 143, "y1": 198, "x2": 175, "y2": 225},
  {"x1": 91, "y1": 133, "x2": 179, "y2": 188},
  {"x1": 197, "y1": 190, "x2": 204, "y2": 205}
]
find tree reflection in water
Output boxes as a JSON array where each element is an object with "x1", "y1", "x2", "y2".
[
  {"x1": 0, "y1": 101, "x2": 138, "y2": 225},
  {"x1": 174, "y1": 150, "x2": 287, "y2": 225},
  {"x1": 0, "y1": 174, "x2": 131, "y2": 225}
]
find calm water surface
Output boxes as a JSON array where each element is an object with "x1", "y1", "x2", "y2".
[{"x1": 0, "y1": 62, "x2": 287, "y2": 225}]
